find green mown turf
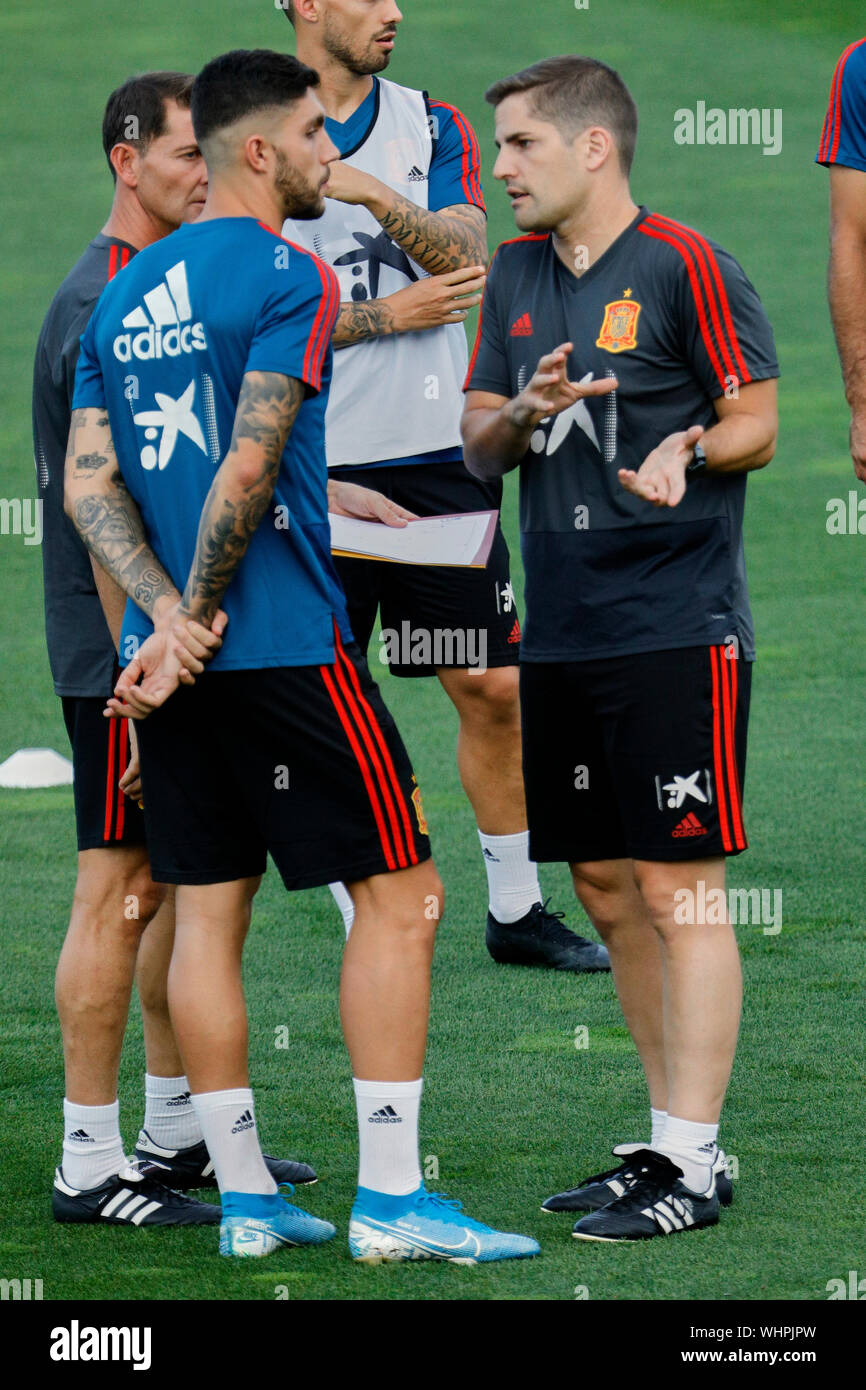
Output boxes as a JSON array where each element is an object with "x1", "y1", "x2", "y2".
[{"x1": 1, "y1": 0, "x2": 864, "y2": 1301}]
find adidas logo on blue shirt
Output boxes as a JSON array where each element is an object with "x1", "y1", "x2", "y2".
[{"x1": 112, "y1": 260, "x2": 207, "y2": 363}]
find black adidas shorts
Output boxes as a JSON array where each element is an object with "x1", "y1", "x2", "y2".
[
  {"x1": 521, "y1": 645, "x2": 751, "y2": 864},
  {"x1": 135, "y1": 631, "x2": 431, "y2": 889},
  {"x1": 61, "y1": 694, "x2": 146, "y2": 852},
  {"x1": 329, "y1": 459, "x2": 521, "y2": 676}
]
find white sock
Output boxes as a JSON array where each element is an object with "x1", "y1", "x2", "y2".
[
  {"x1": 62, "y1": 1099, "x2": 127, "y2": 1190},
  {"x1": 650, "y1": 1107, "x2": 668, "y2": 1149},
  {"x1": 190, "y1": 1089, "x2": 277, "y2": 1196},
  {"x1": 330, "y1": 881, "x2": 355, "y2": 938},
  {"x1": 143, "y1": 1074, "x2": 202, "y2": 1150},
  {"x1": 657, "y1": 1114, "x2": 718, "y2": 1194},
  {"x1": 478, "y1": 830, "x2": 542, "y2": 924},
  {"x1": 354, "y1": 1078, "x2": 423, "y2": 1196}
]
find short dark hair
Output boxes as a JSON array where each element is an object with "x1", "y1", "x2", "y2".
[
  {"x1": 191, "y1": 49, "x2": 319, "y2": 148},
  {"x1": 485, "y1": 56, "x2": 638, "y2": 175},
  {"x1": 102, "y1": 71, "x2": 194, "y2": 180}
]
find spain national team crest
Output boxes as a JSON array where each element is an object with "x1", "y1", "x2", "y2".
[
  {"x1": 595, "y1": 297, "x2": 641, "y2": 353},
  {"x1": 411, "y1": 783, "x2": 429, "y2": 837}
]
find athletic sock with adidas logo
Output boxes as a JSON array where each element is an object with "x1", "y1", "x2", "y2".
[
  {"x1": 191, "y1": 1089, "x2": 277, "y2": 1196},
  {"x1": 656, "y1": 1114, "x2": 719, "y2": 1195},
  {"x1": 478, "y1": 830, "x2": 542, "y2": 925},
  {"x1": 143, "y1": 1073, "x2": 202, "y2": 1151},
  {"x1": 353, "y1": 1078, "x2": 423, "y2": 1197},
  {"x1": 62, "y1": 1098, "x2": 127, "y2": 1191}
]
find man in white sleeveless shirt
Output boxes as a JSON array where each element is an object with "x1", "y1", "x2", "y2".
[{"x1": 280, "y1": 0, "x2": 609, "y2": 973}]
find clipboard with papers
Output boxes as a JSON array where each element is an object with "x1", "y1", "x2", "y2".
[{"x1": 329, "y1": 509, "x2": 499, "y2": 569}]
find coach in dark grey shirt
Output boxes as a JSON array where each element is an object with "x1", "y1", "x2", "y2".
[{"x1": 464, "y1": 56, "x2": 778, "y2": 1244}]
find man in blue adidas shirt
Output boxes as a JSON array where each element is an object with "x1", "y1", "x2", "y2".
[
  {"x1": 279, "y1": 0, "x2": 609, "y2": 974},
  {"x1": 66, "y1": 48, "x2": 538, "y2": 1266},
  {"x1": 816, "y1": 37, "x2": 866, "y2": 480}
]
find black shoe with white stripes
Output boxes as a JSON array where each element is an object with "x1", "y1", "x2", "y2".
[
  {"x1": 52, "y1": 1161, "x2": 220, "y2": 1226},
  {"x1": 133, "y1": 1130, "x2": 317, "y2": 1189},
  {"x1": 542, "y1": 1142, "x2": 733, "y2": 1213},
  {"x1": 571, "y1": 1150, "x2": 720, "y2": 1242}
]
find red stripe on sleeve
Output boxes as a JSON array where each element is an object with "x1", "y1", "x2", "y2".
[
  {"x1": 822, "y1": 38, "x2": 866, "y2": 163},
  {"x1": 463, "y1": 235, "x2": 548, "y2": 391},
  {"x1": 640, "y1": 221, "x2": 728, "y2": 391},
  {"x1": 311, "y1": 265, "x2": 340, "y2": 387},
  {"x1": 647, "y1": 214, "x2": 752, "y2": 386},
  {"x1": 429, "y1": 100, "x2": 471, "y2": 204},
  {"x1": 320, "y1": 665, "x2": 397, "y2": 871},
  {"x1": 302, "y1": 260, "x2": 338, "y2": 389},
  {"x1": 430, "y1": 100, "x2": 485, "y2": 208},
  {"x1": 107, "y1": 244, "x2": 118, "y2": 281}
]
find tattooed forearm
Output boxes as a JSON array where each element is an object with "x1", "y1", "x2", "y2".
[
  {"x1": 374, "y1": 197, "x2": 487, "y2": 276},
  {"x1": 74, "y1": 452, "x2": 111, "y2": 473},
  {"x1": 65, "y1": 409, "x2": 180, "y2": 620},
  {"x1": 71, "y1": 487, "x2": 178, "y2": 618},
  {"x1": 333, "y1": 298, "x2": 397, "y2": 349},
  {"x1": 182, "y1": 373, "x2": 304, "y2": 622}
]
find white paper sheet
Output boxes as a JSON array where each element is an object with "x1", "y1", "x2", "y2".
[{"x1": 329, "y1": 510, "x2": 498, "y2": 568}]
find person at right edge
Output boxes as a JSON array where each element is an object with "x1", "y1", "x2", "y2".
[
  {"x1": 816, "y1": 36, "x2": 866, "y2": 482},
  {"x1": 462, "y1": 56, "x2": 779, "y2": 1242}
]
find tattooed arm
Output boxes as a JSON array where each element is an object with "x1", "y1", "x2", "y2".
[
  {"x1": 64, "y1": 408, "x2": 182, "y2": 622},
  {"x1": 324, "y1": 161, "x2": 488, "y2": 349},
  {"x1": 373, "y1": 197, "x2": 487, "y2": 277},
  {"x1": 100, "y1": 373, "x2": 299, "y2": 721},
  {"x1": 66, "y1": 410, "x2": 226, "y2": 720},
  {"x1": 326, "y1": 160, "x2": 487, "y2": 274},
  {"x1": 181, "y1": 372, "x2": 304, "y2": 626},
  {"x1": 332, "y1": 264, "x2": 486, "y2": 349}
]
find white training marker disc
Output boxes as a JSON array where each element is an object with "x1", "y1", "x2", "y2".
[{"x1": 0, "y1": 748, "x2": 74, "y2": 789}]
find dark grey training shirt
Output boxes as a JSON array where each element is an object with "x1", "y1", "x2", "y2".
[
  {"x1": 464, "y1": 207, "x2": 779, "y2": 663},
  {"x1": 32, "y1": 236, "x2": 137, "y2": 696}
]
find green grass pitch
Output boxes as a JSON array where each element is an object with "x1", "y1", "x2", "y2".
[{"x1": 1, "y1": 0, "x2": 864, "y2": 1301}]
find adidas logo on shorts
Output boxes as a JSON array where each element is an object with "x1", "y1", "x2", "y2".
[{"x1": 672, "y1": 812, "x2": 707, "y2": 838}]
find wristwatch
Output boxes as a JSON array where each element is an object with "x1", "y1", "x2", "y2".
[{"x1": 686, "y1": 441, "x2": 707, "y2": 476}]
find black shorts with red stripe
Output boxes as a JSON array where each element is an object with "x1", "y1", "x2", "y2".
[
  {"x1": 520, "y1": 645, "x2": 750, "y2": 864},
  {"x1": 134, "y1": 634, "x2": 431, "y2": 888},
  {"x1": 61, "y1": 696, "x2": 146, "y2": 852}
]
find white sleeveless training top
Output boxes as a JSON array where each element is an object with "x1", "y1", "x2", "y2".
[{"x1": 283, "y1": 78, "x2": 468, "y2": 468}]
